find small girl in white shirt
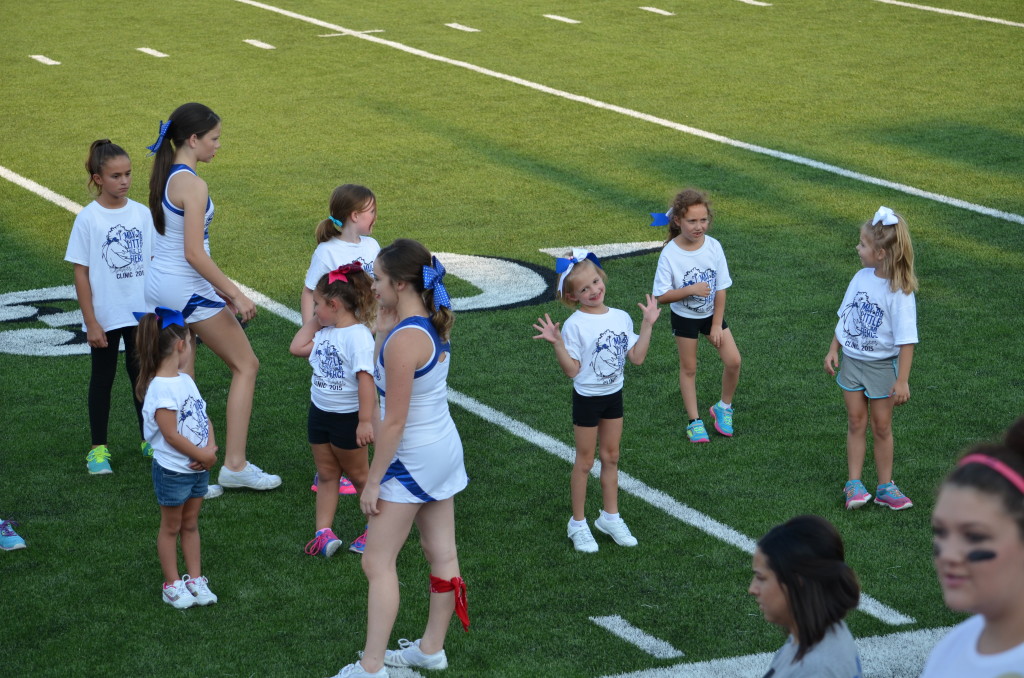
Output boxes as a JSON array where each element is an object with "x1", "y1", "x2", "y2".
[
  {"x1": 136, "y1": 307, "x2": 218, "y2": 609},
  {"x1": 533, "y1": 249, "x2": 659, "y2": 553}
]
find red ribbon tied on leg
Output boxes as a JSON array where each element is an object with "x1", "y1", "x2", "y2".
[
  {"x1": 328, "y1": 261, "x2": 363, "y2": 284},
  {"x1": 430, "y1": 575, "x2": 469, "y2": 631}
]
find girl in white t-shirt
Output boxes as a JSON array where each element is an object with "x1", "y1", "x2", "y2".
[
  {"x1": 922, "y1": 418, "x2": 1024, "y2": 678},
  {"x1": 290, "y1": 263, "x2": 378, "y2": 557},
  {"x1": 300, "y1": 184, "x2": 380, "y2": 323},
  {"x1": 533, "y1": 250, "x2": 659, "y2": 553},
  {"x1": 135, "y1": 307, "x2": 218, "y2": 609},
  {"x1": 652, "y1": 188, "x2": 741, "y2": 445},
  {"x1": 300, "y1": 184, "x2": 380, "y2": 497},
  {"x1": 65, "y1": 139, "x2": 154, "y2": 475},
  {"x1": 824, "y1": 207, "x2": 918, "y2": 512}
]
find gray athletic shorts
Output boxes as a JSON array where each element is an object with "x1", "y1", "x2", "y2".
[{"x1": 837, "y1": 354, "x2": 897, "y2": 399}]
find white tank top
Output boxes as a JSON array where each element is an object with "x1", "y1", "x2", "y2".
[
  {"x1": 374, "y1": 316, "x2": 455, "y2": 448},
  {"x1": 152, "y1": 164, "x2": 214, "y2": 277}
]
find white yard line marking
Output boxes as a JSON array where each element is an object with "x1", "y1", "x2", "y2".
[
  {"x1": 544, "y1": 14, "x2": 581, "y2": 24},
  {"x1": 590, "y1": 616, "x2": 684, "y2": 659},
  {"x1": 871, "y1": 0, "x2": 1024, "y2": 28},
  {"x1": 736, "y1": 0, "x2": 772, "y2": 6},
  {"x1": 137, "y1": 47, "x2": 168, "y2": 57},
  {"x1": 446, "y1": 23, "x2": 480, "y2": 32},
  {"x1": 1, "y1": 159, "x2": 919, "y2": 629},
  {"x1": 639, "y1": 7, "x2": 675, "y2": 16},
  {"x1": 29, "y1": 55, "x2": 60, "y2": 65},
  {"x1": 244, "y1": 39, "x2": 276, "y2": 49},
  {"x1": 601, "y1": 627, "x2": 949, "y2": 678},
  {"x1": 229, "y1": 0, "x2": 1024, "y2": 226},
  {"x1": 319, "y1": 30, "x2": 384, "y2": 36}
]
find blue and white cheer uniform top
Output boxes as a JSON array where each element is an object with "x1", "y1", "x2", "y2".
[{"x1": 374, "y1": 316, "x2": 468, "y2": 503}]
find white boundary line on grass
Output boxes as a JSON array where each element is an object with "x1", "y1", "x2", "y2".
[
  {"x1": 2, "y1": 162, "x2": 916, "y2": 627},
  {"x1": 870, "y1": 0, "x2": 1024, "y2": 28},
  {"x1": 590, "y1": 616, "x2": 685, "y2": 659},
  {"x1": 231, "y1": 0, "x2": 1024, "y2": 226}
]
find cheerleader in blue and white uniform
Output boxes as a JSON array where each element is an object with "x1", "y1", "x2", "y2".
[
  {"x1": 328, "y1": 239, "x2": 467, "y2": 678},
  {"x1": 145, "y1": 102, "x2": 279, "y2": 492}
]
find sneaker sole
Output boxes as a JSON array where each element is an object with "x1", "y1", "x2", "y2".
[
  {"x1": 0, "y1": 543, "x2": 26, "y2": 551},
  {"x1": 873, "y1": 498, "x2": 913, "y2": 510},
  {"x1": 687, "y1": 437, "x2": 710, "y2": 443},
  {"x1": 324, "y1": 540, "x2": 343, "y2": 557},
  {"x1": 709, "y1": 407, "x2": 733, "y2": 437},
  {"x1": 218, "y1": 477, "x2": 282, "y2": 490},
  {"x1": 594, "y1": 522, "x2": 638, "y2": 547},
  {"x1": 88, "y1": 468, "x2": 113, "y2": 475},
  {"x1": 845, "y1": 497, "x2": 870, "y2": 510}
]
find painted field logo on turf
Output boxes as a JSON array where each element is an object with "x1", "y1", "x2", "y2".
[{"x1": 0, "y1": 245, "x2": 661, "y2": 356}]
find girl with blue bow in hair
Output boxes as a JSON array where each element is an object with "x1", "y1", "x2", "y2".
[
  {"x1": 135, "y1": 307, "x2": 219, "y2": 609},
  {"x1": 329, "y1": 239, "x2": 468, "y2": 678},
  {"x1": 145, "y1": 103, "x2": 279, "y2": 493},
  {"x1": 824, "y1": 206, "x2": 918, "y2": 512},
  {"x1": 533, "y1": 249, "x2": 660, "y2": 554}
]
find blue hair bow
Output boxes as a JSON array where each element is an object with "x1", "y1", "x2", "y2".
[
  {"x1": 555, "y1": 248, "x2": 602, "y2": 294},
  {"x1": 872, "y1": 206, "x2": 899, "y2": 227},
  {"x1": 422, "y1": 256, "x2": 452, "y2": 310},
  {"x1": 133, "y1": 306, "x2": 185, "y2": 329},
  {"x1": 146, "y1": 120, "x2": 171, "y2": 157},
  {"x1": 328, "y1": 215, "x2": 345, "y2": 230},
  {"x1": 649, "y1": 210, "x2": 672, "y2": 227}
]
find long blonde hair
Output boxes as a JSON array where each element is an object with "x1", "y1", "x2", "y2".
[{"x1": 862, "y1": 211, "x2": 918, "y2": 294}]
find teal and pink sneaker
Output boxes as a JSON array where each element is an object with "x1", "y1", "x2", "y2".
[
  {"x1": 305, "y1": 528, "x2": 343, "y2": 557},
  {"x1": 844, "y1": 479, "x2": 871, "y2": 510},
  {"x1": 686, "y1": 420, "x2": 710, "y2": 443},
  {"x1": 0, "y1": 519, "x2": 26, "y2": 551},
  {"x1": 709, "y1": 403, "x2": 734, "y2": 437},
  {"x1": 874, "y1": 482, "x2": 913, "y2": 510},
  {"x1": 349, "y1": 527, "x2": 368, "y2": 554}
]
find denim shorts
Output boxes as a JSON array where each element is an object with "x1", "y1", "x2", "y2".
[{"x1": 152, "y1": 462, "x2": 209, "y2": 506}]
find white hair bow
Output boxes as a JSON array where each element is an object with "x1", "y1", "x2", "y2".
[
  {"x1": 872, "y1": 206, "x2": 899, "y2": 227},
  {"x1": 555, "y1": 248, "x2": 602, "y2": 295}
]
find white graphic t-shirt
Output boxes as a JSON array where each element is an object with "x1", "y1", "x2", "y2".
[
  {"x1": 142, "y1": 373, "x2": 209, "y2": 474},
  {"x1": 652, "y1": 235, "x2": 732, "y2": 319},
  {"x1": 64, "y1": 199, "x2": 154, "y2": 331},
  {"x1": 834, "y1": 268, "x2": 917, "y2": 361},
  {"x1": 309, "y1": 324, "x2": 375, "y2": 413},
  {"x1": 304, "y1": 236, "x2": 380, "y2": 290},
  {"x1": 561, "y1": 307, "x2": 640, "y2": 397}
]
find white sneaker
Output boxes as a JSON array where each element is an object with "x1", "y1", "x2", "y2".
[
  {"x1": 384, "y1": 638, "x2": 448, "y2": 669},
  {"x1": 218, "y1": 462, "x2": 281, "y2": 490},
  {"x1": 594, "y1": 514, "x2": 638, "y2": 547},
  {"x1": 204, "y1": 484, "x2": 224, "y2": 499},
  {"x1": 182, "y1": 574, "x2": 218, "y2": 605},
  {"x1": 326, "y1": 661, "x2": 388, "y2": 678},
  {"x1": 162, "y1": 579, "x2": 195, "y2": 609},
  {"x1": 567, "y1": 520, "x2": 598, "y2": 553}
]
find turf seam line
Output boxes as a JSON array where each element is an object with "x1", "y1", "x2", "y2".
[{"x1": 231, "y1": 0, "x2": 1024, "y2": 226}]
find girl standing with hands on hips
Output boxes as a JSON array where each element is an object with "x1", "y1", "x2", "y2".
[
  {"x1": 652, "y1": 188, "x2": 741, "y2": 444},
  {"x1": 533, "y1": 249, "x2": 659, "y2": 553},
  {"x1": 921, "y1": 417, "x2": 1024, "y2": 676},
  {"x1": 65, "y1": 139, "x2": 154, "y2": 474},
  {"x1": 329, "y1": 240, "x2": 468, "y2": 678},
  {"x1": 749, "y1": 515, "x2": 863, "y2": 677},
  {"x1": 135, "y1": 307, "x2": 219, "y2": 609},
  {"x1": 146, "y1": 103, "x2": 279, "y2": 492},
  {"x1": 290, "y1": 264, "x2": 377, "y2": 557},
  {"x1": 825, "y1": 206, "x2": 917, "y2": 511}
]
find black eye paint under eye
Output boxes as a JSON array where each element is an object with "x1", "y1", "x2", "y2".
[{"x1": 932, "y1": 542, "x2": 997, "y2": 562}]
